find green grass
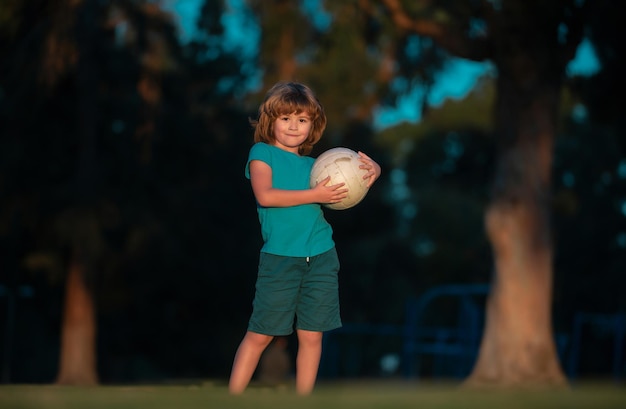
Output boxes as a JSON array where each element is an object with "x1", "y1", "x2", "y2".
[{"x1": 1, "y1": 380, "x2": 625, "y2": 409}]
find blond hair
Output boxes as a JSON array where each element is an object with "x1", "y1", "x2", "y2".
[{"x1": 251, "y1": 82, "x2": 327, "y2": 156}]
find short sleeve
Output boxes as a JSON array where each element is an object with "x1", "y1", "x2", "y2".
[{"x1": 245, "y1": 143, "x2": 272, "y2": 179}]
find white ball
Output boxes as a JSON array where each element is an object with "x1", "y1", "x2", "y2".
[{"x1": 310, "y1": 147, "x2": 369, "y2": 210}]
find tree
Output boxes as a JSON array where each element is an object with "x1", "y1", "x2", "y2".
[
  {"x1": 2, "y1": 0, "x2": 199, "y2": 384},
  {"x1": 360, "y1": 0, "x2": 606, "y2": 387},
  {"x1": 1, "y1": 0, "x2": 263, "y2": 383}
]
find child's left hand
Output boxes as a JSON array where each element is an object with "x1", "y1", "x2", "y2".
[{"x1": 357, "y1": 151, "x2": 382, "y2": 188}]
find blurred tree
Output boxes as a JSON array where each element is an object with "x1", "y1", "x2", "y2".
[
  {"x1": 0, "y1": 0, "x2": 254, "y2": 384},
  {"x1": 358, "y1": 0, "x2": 616, "y2": 387},
  {"x1": 0, "y1": 0, "x2": 186, "y2": 385}
]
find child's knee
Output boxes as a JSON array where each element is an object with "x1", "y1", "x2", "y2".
[
  {"x1": 244, "y1": 331, "x2": 274, "y2": 349},
  {"x1": 296, "y1": 330, "x2": 322, "y2": 346}
]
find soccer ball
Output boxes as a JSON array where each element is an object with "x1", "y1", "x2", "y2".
[{"x1": 310, "y1": 147, "x2": 369, "y2": 210}]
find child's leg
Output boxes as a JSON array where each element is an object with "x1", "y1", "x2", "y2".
[
  {"x1": 229, "y1": 331, "x2": 274, "y2": 394},
  {"x1": 295, "y1": 329, "x2": 323, "y2": 395}
]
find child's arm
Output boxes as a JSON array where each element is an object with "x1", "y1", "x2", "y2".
[
  {"x1": 249, "y1": 160, "x2": 348, "y2": 207},
  {"x1": 357, "y1": 151, "x2": 382, "y2": 188}
]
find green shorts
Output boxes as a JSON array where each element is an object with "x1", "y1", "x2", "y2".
[{"x1": 248, "y1": 247, "x2": 342, "y2": 336}]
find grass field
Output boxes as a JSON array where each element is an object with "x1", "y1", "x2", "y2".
[{"x1": 1, "y1": 380, "x2": 625, "y2": 409}]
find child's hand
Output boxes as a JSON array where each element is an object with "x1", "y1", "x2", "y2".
[
  {"x1": 313, "y1": 176, "x2": 348, "y2": 204},
  {"x1": 358, "y1": 151, "x2": 382, "y2": 188}
]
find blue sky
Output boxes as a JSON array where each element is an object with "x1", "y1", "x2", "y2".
[{"x1": 162, "y1": 0, "x2": 601, "y2": 128}]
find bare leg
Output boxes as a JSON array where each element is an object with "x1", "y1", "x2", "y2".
[
  {"x1": 295, "y1": 329, "x2": 323, "y2": 395},
  {"x1": 229, "y1": 331, "x2": 274, "y2": 394}
]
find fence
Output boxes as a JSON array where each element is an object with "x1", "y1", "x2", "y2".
[{"x1": 321, "y1": 283, "x2": 625, "y2": 382}]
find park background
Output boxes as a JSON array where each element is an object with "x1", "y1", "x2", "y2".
[{"x1": 0, "y1": 0, "x2": 624, "y2": 389}]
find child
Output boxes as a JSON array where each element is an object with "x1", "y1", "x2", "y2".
[{"x1": 228, "y1": 82, "x2": 381, "y2": 395}]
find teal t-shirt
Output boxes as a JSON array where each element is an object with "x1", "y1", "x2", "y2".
[{"x1": 245, "y1": 142, "x2": 335, "y2": 257}]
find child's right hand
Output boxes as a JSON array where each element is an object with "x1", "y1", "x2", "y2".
[{"x1": 313, "y1": 176, "x2": 348, "y2": 205}]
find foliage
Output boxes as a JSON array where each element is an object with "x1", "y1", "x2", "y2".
[
  {"x1": 0, "y1": 0, "x2": 257, "y2": 381},
  {"x1": 0, "y1": 0, "x2": 624, "y2": 384}
]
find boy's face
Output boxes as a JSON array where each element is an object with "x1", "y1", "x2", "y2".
[{"x1": 272, "y1": 111, "x2": 312, "y2": 154}]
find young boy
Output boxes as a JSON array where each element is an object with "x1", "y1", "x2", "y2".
[{"x1": 229, "y1": 82, "x2": 381, "y2": 395}]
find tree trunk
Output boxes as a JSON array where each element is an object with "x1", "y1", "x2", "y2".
[
  {"x1": 466, "y1": 202, "x2": 566, "y2": 387},
  {"x1": 56, "y1": 259, "x2": 98, "y2": 385},
  {"x1": 465, "y1": 59, "x2": 567, "y2": 388},
  {"x1": 54, "y1": 0, "x2": 100, "y2": 386}
]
